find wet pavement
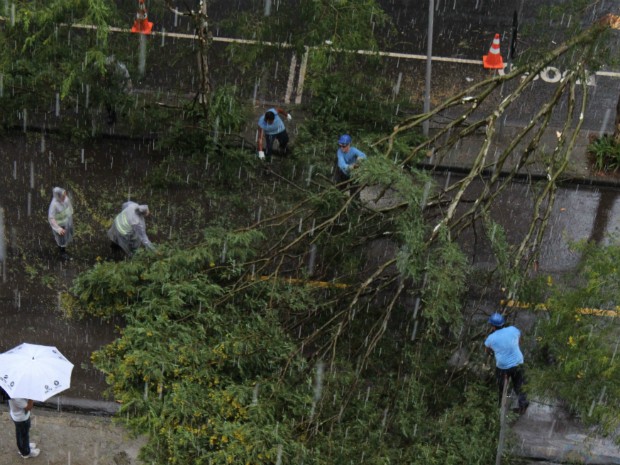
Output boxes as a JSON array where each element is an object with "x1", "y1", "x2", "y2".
[
  {"x1": 514, "y1": 401, "x2": 620, "y2": 465},
  {"x1": 0, "y1": 404, "x2": 146, "y2": 465},
  {"x1": 0, "y1": 135, "x2": 159, "y2": 400}
]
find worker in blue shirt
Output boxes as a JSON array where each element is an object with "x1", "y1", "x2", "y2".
[
  {"x1": 257, "y1": 107, "x2": 292, "y2": 160},
  {"x1": 335, "y1": 134, "x2": 366, "y2": 184},
  {"x1": 484, "y1": 312, "x2": 529, "y2": 414}
]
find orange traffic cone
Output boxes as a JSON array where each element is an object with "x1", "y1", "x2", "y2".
[
  {"x1": 483, "y1": 34, "x2": 504, "y2": 69},
  {"x1": 131, "y1": 0, "x2": 153, "y2": 35}
]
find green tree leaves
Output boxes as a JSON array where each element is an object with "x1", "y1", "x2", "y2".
[{"x1": 531, "y1": 242, "x2": 620, "y2": 432}]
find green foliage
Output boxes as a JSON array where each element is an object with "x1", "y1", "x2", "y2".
[
  {"x1": 222, "y1": 0, "x2": 390, "y2": 52},
  {"x1": 69, "y1": 228, "x2": 313, "y2": 464},
  {"x1": 208, "y1": 85, "x2": 250, "y2": 136},
  {"x1": 220, "y1": 0, "x2": 407, "y2": 135},
  {"x1": 304, "y1": 49, "x2": 406, "y2": 134},
  {"x1": 530, "y1": 242, "x2": 620, "y2": 432},
  {"x1": 71, "y1": 249, "x2": 498, "y2": 465},
  {"x1": 288, "y1": 0, "x2": 390, "y2": 51},
  {"x1": 518, "y1": 0, "x2": 618, "y2": 71},
  {"x1": 421, "y1": 230, "x2": 469, "y2": 337},
  {"x1": 0, "y1": 0, "x2": 149, "y2": 138},
  {"x1": 588, "y1": 136, "x2": 620, "y2": 172},
  {"x1": 302, "y1": 344, "x2": 499, "y2": 465},
  {"x1": 483, "y1": 217, "x2": 526, "y2": 299}
]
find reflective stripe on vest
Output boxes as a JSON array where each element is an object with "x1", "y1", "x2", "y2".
[{"x1": 115, "y1": 211, "x2": 132, "y2": 236}]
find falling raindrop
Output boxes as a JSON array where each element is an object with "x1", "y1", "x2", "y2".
[
  {"x1": 598, "y1": 108, "x2": 611, "y2": 136},
  {"x1": 55, "y1": 93, "x2": 60, "y2": 117},
  {"x1": 310, "y1": 360, "x2": 325, "y2": 417},
  {"x1": 306, "y1": 165, "x2": 313, "y2": 186},
  {"x1": 252, "y1": 78, "x2": 260, "y2": 104},
  {"x1": 221, "y1": 240, "x2": 227, "y2": 263},
  {"x1": 611, "y1": 341, "x2": 619, "y2": 364},
  {"x1": 393, "y1": 72, "x2": 403, "y2": 97},
  {"x1": 22, "y1": 109, "x2": 27, "y2": 132},
  {"x1": 0, "y1": 208, "x2": 5, "y2": 264},
  {"x1": 381, "y1": 407, "x2": 389, "y2": 429},
  {"x1": 275, "y1": 444, "x2": 283, "y2": 465},
  {"x1": 29, "y1": 161, "x2": 34, "y2": 189},
  {"x1": 410, "y1": 320, "x2": 419, "y2": 341},
  {"x1": 420, "y1": 181, "x2": 431, "y2": 207},
  {"x1": 213, "y1": 115, "x2": 220, "y2": 144},
  {"x1": 27, "y1": 192, "x2": 31, "y2": 216},
  {"x1": 252, "y1": 383, "x2": 260, "y2": 406},
  {"x1": 0, "y1": 73, "x2": 3, "y2": 97},
  {"x1": 412, "y1": 297, "x2": 420, "y2": 319},
  {"x1": 307, "y1": 244, "x2": 317, "y2": 276}
]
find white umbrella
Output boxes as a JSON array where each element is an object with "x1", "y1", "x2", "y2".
[{"x1": 0, "y1": 343, "x2": 74, "y2": 402}]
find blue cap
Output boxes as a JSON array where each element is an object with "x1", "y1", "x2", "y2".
[
  {"x1": 338, "y1": 134, "x2": 352, "y2": 146},
  {"x1": 488, "y1": 312, "x2": 506, "y2": 327}
]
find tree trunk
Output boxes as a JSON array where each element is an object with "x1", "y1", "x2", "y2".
[
  {"x1": 163, "y1": 0, "x2": 211, "y2": 114},
  {"x1": 196, "y1": 0, "x2": 211, "y2": 115},
  {"x1": 614, "y1": 92, "x2": 620, "y2": 144}
]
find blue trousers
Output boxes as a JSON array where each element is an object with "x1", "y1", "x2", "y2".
[{"x1": 13, "y1": 418, "x2": 31, "y2": 456}]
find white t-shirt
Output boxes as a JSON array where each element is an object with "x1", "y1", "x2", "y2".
[{"x1": 8, "y1": 398, "x2": 30, "y2": 422}]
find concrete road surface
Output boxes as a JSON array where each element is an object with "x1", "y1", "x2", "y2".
[{"x1": 0, "y1": 407, "x2": 146, "y2": 465}]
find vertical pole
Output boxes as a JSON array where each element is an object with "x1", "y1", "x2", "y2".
[
  {"x1": 495, "y1": 374, "x2": 510, "y2": 465},
  {"x1": 422, "y1": 0, "x2": 434, "y2": 137},
  {"x1": 508, "y1": 10, "x2": 519, "y2": 69}
]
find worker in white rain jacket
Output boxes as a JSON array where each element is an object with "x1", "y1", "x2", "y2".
[
  {"x1": 107, "y1": 201, "x2": 155, "y2": 256},
  {"x1": 48, "y1": 187, "x2": 74, "y2": 260}
]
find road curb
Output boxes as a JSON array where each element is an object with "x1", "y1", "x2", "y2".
[
  {"x1": 35, "y1": 396, "x2": 119, "y2": 416},
  {"x1": 419, "y1": 162, "x2": 620, "y2": 189}
]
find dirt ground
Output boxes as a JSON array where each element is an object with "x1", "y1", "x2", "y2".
[{"x1": 0, "y1": 406, "x2": 147, "y2": 465}]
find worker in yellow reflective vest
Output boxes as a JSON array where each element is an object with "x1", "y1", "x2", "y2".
[
  {"x1": 48, "y1": 187, "x2": 74, "y2": 260},
  {"x1": 107, "y1": 201, "x2": 155, "y2": 256}
]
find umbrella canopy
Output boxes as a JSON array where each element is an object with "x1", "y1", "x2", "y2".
[{"x1": 0, "y1": 343, "x2": 74, "y2": 402}]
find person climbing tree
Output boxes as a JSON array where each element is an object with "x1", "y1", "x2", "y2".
[{"x1": 484, "y1": 312, "x2": 529, "y2": 414}]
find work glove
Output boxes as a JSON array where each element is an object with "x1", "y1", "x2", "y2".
[
  {"x1": 258, "y1": 151, "x2": 265, "y2": 160},
  {"x1": 286, "y1": 113, "x2": 293, "y2": 121}
]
